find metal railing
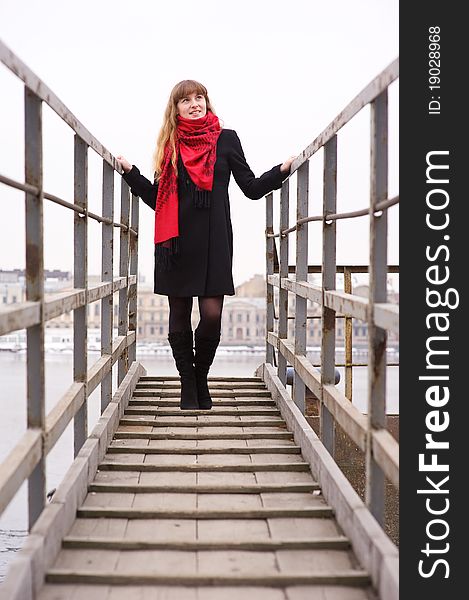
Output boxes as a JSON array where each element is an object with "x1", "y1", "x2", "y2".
[
  {"x1": 0, "y1": 40, "x2": 138, "y2": 529},
  {"x1": 265, "y1": 58, "x2": 399, "y2": 527}
]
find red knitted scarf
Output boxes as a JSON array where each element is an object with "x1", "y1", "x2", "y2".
[{"x1": 154, "y1": 111, "x2": 222, "y2": 246}]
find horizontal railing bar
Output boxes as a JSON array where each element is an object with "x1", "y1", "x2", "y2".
[
  {"x1": 325, "y1": 292, "x2": 399, "y2": 334},
  {"x1": 374, "y1": 302, "x2": 399, "y2": 334},
  {"x1": 267, "y1": 278, "x2": 399, "y2": 334},
  {"x1": 266, "y1": 279, "x2": 399, "y2": 335},
  {"x1": 267, "y1": 195, "x2": 399, "y2": 238},
  {"x1": 0, "y1": 430, "x2": 42, "y2": 517},
  {"x1": 322, "y1": 384, "x2": 367, "y2": 451},
  {"x1": 268, "y1": 332, "x2": 322, "y2": 399},
  {"x1": 87, "y1": 332, "x2": 135, "y2": 395},
  {"x1": 44, "y1": 383, "x2": 86, "y2": 454},
  {"x1": 0, "y1": 173, "x2": 38, "y2": 195},
  {"x1": 372, "y1": 429, "x2": 399, "y2": 488},
  {"x1": 274, "y1": 334, "x2": 366, "y2": 448},
  {"x1": 324, "y1": 195, "x2": 400, "y2": 223},
  {"x1": 0, "y1": 40, "x2": 121, "y2": 172},
  {"x1": 281, "y1": 278, "x2": 322, "y2": 304},
  {"x1": 267, "y1": 334, "x2": 398, "y2": 478},
  {"x1": 0, "y1": 174, "x2": 136, "y2": 235},
  {"x1": 267, "y1": 332, "x2": 398, "y2": 369},
  {"x1": 0, "y1": 301, "x2": 40, "y2": 336},
  {"x1": 43, "y1": 190, "x2": 104, "y2": 219},
  {"x1": 47, "y1": 332, "x2": 136, "y2": 449},
  {"x1": 272, "y1": 265, "x2": 399, "y2": 274},
  {"x1": 325, "y1": 290, "x2": 368, "y2": 321},
  {"x1": 87, "y1": 276, "x2": 136, "y2": 303},
  {"x1": 289, "y1": 58, "x2": 399, "y2": 175},
  {"x1": 1, "y1": 277, "x2": 138, "y2": 336},
  {"x1": 44, "y1": 289, "x2": 87, "y2": 321},
  {"x1": 277, "y1": 217, "x2": 322, "y2": 237},
  {"x1": 45, "y1": 193, "x2": 136, "y2": 234},
  {"x1": 87, "y1": 355, "x2": 113, "y2": 396},
  {"x1": 0, "y1": 331, "x2": 137, "y2": 516}
]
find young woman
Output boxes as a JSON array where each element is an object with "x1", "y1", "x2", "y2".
[{"x1": 116, "y1": 80, "x2": 295, "y2": 411}]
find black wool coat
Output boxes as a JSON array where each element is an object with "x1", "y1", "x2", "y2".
[{"x1": 122, "y1": 128, "x2": 288, "y2": 297}]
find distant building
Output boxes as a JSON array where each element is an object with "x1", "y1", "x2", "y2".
[
  {"x1": 0, "y1": 270, "x2": 399, "y2": 347},
  {"x1": 235, "y1": 274, "x2": 265, "y2": 297},
  {"x1": 1, "y1": 269, "x2": 71, "y2": 305}
]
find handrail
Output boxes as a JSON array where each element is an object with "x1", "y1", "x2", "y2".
[
  {"x1": 0, "y1": 38, "x2": 139, "y2": 530},
  {"x1": 265, "y1": 59, "x2": 399, "y2": 535},
  {"x1": 288, "y1": 58, "x2": 399, "y2": 175}
]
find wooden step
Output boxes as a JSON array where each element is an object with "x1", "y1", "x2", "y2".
[
  {"x1": 135, "y1": 382, "x2": 267, "y2": 389},
  {"x1": 140, "y1": 376, "x2": 263, "y2": 382},
  {"x1": 76, "y1": 506, "x2": 334, "y2": 519},
  {"x1": 119, "y1": 418, "x2": 287, "y2": 427},
  {"x1": 35, "y1": 373, "x2": 375, "y2": 600},
  {"x1": 128, "y1": 398, "x2": 276, "y2": 407},
  {"x1": 106, "y1": 445, "x2": 301, "y2": 455},
  {"x1": 133, "y1": 390, "x2": 271, "y2": 397},
  {"x1": 113, "y1": 431, "x2": 294, "y2": 440},
  {"x1": 45, "y1": 570, "x2": 370, "y2": 587},
  {"x1": 62, "y1": 536, "x2": 349, "y2": 550},
  {"x1": 98, "y1": 461, "x2": 310, "y2": 472},
  {"x1": 88, "y1": 482, "x2": 320, "y2": 493},
  {"x1": 124, "y1": 408, "x2": 281, "y2": 417}
]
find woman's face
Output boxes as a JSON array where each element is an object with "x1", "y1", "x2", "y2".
[{"x1": 176, "y1": 92, "x2": 207, "y2": 119}]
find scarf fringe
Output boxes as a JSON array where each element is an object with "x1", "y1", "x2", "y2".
[
  {"x1": 192, "y1": 185, "x2": 211, "y2": 208},
  {"x1": 182, "y1": 158, "x2": 211, "y2": 208},
  {"x1": 155, "y1": 236, "x2": 179, "y2": 272}
]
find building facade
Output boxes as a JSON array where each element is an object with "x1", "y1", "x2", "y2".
[{"x1": 1, "y1": 270, "x2": 399, "y2": 348}]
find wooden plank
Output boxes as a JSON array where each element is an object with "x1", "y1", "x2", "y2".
[
  {"x1": 118, "y1": 419, "x2": 286, "y2": 427},
  {"x1": 97, "y1": 462, "x2": 310, "y2": 472},
  {"x1": 124, "y1": 409, "x2": 280, "y2": 417},
  {"x1": 45, "y1": 571, "x2": 370, "y2": 586},
  {"x1": 0, "y1": 429, "x2": 42, "y2": 516},
  {"x1": 133, "y1": 390, "x2": 271, "y2": 398},
  {"x1": 374, "y1": 302, "x2": 399, "y2": 335},
  {"x1": 76, "y1": 506, "x2": 333, "y2": 519},
  {"x1": 44, "y1": 383, "x2": 85, "y2": 454},
  {"x1": 128, "y1": 399, "x2": 276, "y2": 406},
  {"x1": 113, "y1": 431, "x2": 294, "y2": 440},
  {"x1": 139, "y1": 376, "x2": 263, "y2": 382},
  {"x1": 106, "y1": 445, "x2": 301, "y2": 455},
  {"x1": 372, "y1": 428, "x2": 399, "y2": 487},
  {"x1": 322, "y1": 384, "x2": 368, "y2": 451},
  {"x1": 0, "y1": 300, "x2": 40, "y2": 335},
  {"x1": 136, "y1": 382, "x2": 267, "y2": 389},
  {"x1": 88, "y1": 482, "x2": 319, "y2": 493},
  {"x1": 62, "y1": 537, "x2": 349, "y2": 550}
]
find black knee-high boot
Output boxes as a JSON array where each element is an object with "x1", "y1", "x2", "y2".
[
  {"x1": 193, "y1": 329, "x2": 221, "y2": 410},
  {"x1": 168, "y1": 330, "x2": 199, "y2": 410}
]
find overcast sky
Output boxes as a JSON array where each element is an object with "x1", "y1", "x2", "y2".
[{"x1": 0, "y1": 0, "x2": 399, "y2": 290}]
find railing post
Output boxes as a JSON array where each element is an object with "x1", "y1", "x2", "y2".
[
  {"x1": 128, "y1": 193, "x2": 139, "y2": 364},
  {"x1": 344, "y1": 267, "x2": 353, "y2": 401},
  {"x1": 293, "y1": 162, "x2": 309, "y2": 413},
  {"x1": 24, "y1": 88, "x2": 45, "y2": 529},
  {"x1": 73, "y1": 135, "x2": 88, "y2": 455},
  {"x1": 265, "y1": 192, "x2": 274, "y2": 365},
  {"x1": 101, "y1": 161, "x2": 114, "y2": 411},
  {"x1": 278, "y1": 180, "x2": 289, "y2": 386},
  {"x1": 366, "y1": 90, "x2": 389, "y2": 525},
  {"x1": 118, "y1": 178, "x2": 130, "y2": 385},
  {"x1": 321, "y1": 135, "x2": 338, "y2": 455}
]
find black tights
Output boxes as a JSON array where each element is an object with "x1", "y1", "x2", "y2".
[{"x1": 168, "y1": 295, "x2": 224, "y2": 337}]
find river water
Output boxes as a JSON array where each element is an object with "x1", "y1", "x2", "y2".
[{"x1": 0, "y1": 349, "x2": 399, "y2": 582}]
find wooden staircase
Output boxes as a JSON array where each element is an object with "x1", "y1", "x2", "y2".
[{"x1": 38, "y1": 376, "x2": 377, "y2": 599}]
